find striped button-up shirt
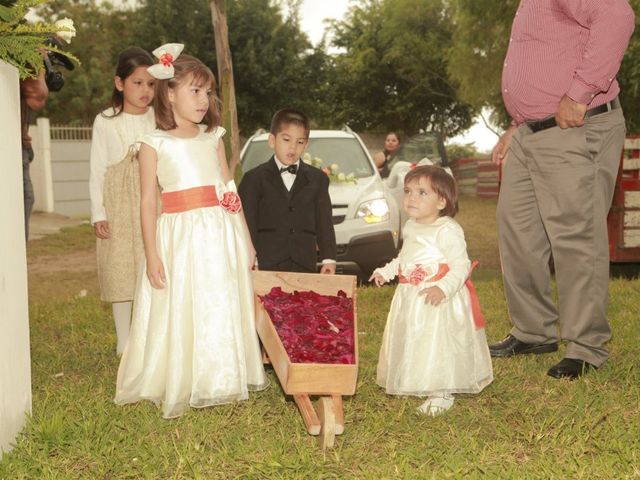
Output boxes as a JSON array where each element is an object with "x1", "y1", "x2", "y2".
[{"x1": 501, "y1": 0, "x2": 635, "y2": 125}]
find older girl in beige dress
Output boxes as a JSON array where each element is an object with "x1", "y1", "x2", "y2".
[{"x1": 89, "y1": 47, "x2": 155, "y2": 355}]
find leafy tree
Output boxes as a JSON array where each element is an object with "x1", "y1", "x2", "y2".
[
  {"x1": 36, "y1": 0, "x2": 140, "y2": 124},
  {"x1": 446, "y1": 142, "x2": 482, "y2": 162},
  {"x1": 329, "y1": 0, "x2": 475, "y2": 138},
  {"x1": 225, "y1": 0, "x2": 312, "y2": 133},
  {"x1": 618, "y1": 0, "x2": 640, "y2": 133}
]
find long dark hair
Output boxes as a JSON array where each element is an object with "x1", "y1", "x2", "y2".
[
  {"x1": 104, "y1": 47, "x2": 154, "y2": 117},
  {"x1": 153, "y1": 55, "x2": 221, "y2": 133}
]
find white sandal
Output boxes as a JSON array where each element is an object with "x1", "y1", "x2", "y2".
[{"x1": 417, "y1": 394, "x2": 455, "y2": 416}]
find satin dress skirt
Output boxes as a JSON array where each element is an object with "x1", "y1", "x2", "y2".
[
  {"x1": 115, "y1": 204, "x2": 268, "y2": 418},
  {"x1": 377, "y1": 283, "x2": 493, "y2": 397}
]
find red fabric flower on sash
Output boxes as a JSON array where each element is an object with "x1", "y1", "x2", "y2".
[{"x1": 220, "y1": 191, "x2": 242, "y2": 213}]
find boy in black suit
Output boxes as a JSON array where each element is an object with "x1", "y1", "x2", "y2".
[{"x1": 239, "y1": 108, "x2": 336, "y2": 274}]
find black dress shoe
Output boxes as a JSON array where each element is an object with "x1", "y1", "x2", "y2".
[
  {"x1": 489, "y1": 334, "x2": 558, "y2": 358},
  {"x1": 547, "y1": 358, "x2": 595, "y2": 380}
]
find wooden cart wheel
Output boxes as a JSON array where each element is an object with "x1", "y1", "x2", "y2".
[{"x1": 317, "y1": 396, "x2": 336, "y2": 450}]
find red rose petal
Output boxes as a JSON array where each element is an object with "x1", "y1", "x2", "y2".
[{"x1": 259, "y1": 288, "x2": 355, "y2": 364}]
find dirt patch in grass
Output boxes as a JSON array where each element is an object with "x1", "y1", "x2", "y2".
[{"x1": 27, "y1": 248, "x2": 96, "y2": 275}]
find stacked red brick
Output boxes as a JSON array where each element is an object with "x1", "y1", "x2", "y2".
[
  {"x1": 476, "y1": 159, "x2": 500, "y2": 198},
  {"x1": 452, "y1": 158, "x2": 477, "y2": 196},
  {"x1": 452, "y1": 157, "x2": 500, "y2": 199}
]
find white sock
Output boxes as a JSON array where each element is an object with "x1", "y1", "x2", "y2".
[
  {"x1": 112, "y1": 301, "x2": 132, "y2": 355},
  {"x1": 417, "y1": 394, "x2": 455, "y2": 416}
]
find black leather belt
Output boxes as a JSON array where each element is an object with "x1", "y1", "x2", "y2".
[{"x1": 526, "y1": 97, "x2": 621, "y2": 133}]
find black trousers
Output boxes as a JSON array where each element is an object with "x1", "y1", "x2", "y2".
[{"x1": 263, "y1": 258, "x2": 315, "y2": 274}]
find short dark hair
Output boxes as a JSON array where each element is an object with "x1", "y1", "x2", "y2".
[
  {"x1": 404, "y1": 165, "x2": 459, "y2": 217},
  {"x1": 153, "y1": 55, "x2": 221, "y2": 133},
  {"x1": 270, "y1": 108, "x2": 310, "y2": 137}
]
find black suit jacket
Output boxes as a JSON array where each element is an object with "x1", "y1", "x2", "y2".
[{"x1": 239, "y1": 156, "x2": 337, "y2": 272}]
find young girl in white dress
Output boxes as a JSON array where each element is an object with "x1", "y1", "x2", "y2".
[
  {"x1": 115, "y1": 44, "x2": 268, "y2": 418},
  {"x1": 370, "y1": 165, "x2": 493, "y2": 416},
  {"x1": 89, "y1": 47, "x2": 156, "y2": 355}
]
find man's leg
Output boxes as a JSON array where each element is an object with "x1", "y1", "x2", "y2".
[
  {"x1": 525, "y1": 110, "x2": 625, "y2": 367},
  {"x1": 496, "y1": 127, "x2": 559, "y2": 346},
  {"x1": 22, "y1": 147, "x2": 34, "y2": 241}
]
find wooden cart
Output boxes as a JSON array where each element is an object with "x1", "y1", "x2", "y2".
[{"x1": 252, "y1": 270, "x2": 358, "y2": 449}]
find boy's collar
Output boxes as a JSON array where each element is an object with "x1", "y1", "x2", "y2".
[{"x1": 274, "y1": 155, "x2": 300, "y2": 169}]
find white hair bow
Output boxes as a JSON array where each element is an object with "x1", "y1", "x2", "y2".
[{"x1": 147, "y1": 43, "x2": 184, "y2": 79}]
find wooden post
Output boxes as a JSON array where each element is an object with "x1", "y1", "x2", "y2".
[
  {"x1": 209, "y1": 0, "x2": 241, "y2": 176},
  {"x1": 317, "y1": 396, "x2": 336, "y2": 450}
]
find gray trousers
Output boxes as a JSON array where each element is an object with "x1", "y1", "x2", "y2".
[
  {"x1": 497, "y1": 108, "x2": 626, "y2": 367},
  {"x1": 22, "y1": 145, "x2": 34, "y2": 241}
]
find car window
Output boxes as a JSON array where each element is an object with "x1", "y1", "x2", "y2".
[
  {"x1": 388, "y1": 133, "x2": 448, "y2": 171},
  {"x1": 241, "y1": 137, "x2": 375, "y2": 178}
]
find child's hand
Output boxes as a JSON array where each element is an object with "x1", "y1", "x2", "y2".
[
  {"x1": 369, "y1": 272, "x2": 386, "y2": 287},
  {"x1": 320, "y1": 263, "x2": 336, "y2": 274},
  {"x1": 420, "y1": 286, "x2": 445, "y2": 305},
  {"x1": 93, "y1": 221, "x2": 110, "y2": 239},
  {"x1": 146, "y1": 254, "x2": 166, "y2": 289}
]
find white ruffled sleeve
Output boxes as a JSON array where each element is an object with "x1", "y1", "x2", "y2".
[{"x1": 373, "y1": 257, "x2": 400, "y2": 282}]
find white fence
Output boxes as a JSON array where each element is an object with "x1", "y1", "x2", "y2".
[{"x1": 31, "y1": 122, "x2": 92, "y2": 217}]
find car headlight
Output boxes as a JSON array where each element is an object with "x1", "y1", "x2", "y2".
[{"x1": 356, "y1": 198, "x2": 390, "y2": 224}]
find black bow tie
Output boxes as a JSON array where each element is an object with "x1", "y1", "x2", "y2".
[{"x1": 280, "y1": 164, "x2": 298, "y2": 175}]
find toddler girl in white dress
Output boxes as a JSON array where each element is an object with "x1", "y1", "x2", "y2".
[{"x1": 370, "y1": 165, "x2": 493, "y2": 416}]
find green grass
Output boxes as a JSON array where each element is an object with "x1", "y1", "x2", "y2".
[{"x1": 1, "y1": 197, "x2": 639, "y2": 478}]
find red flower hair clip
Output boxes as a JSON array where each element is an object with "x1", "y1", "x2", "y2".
[{"x1": 148, "y1": 43, "x2": 184, "y2": 80}]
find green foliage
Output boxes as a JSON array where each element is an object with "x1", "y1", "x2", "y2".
[
  {"x1": 224, "y1": 0, "x2": 314, "y2": 133},
  {"x1": 329, "y1": 0, "x2": 476, "y2": 137},
  {"x1": 39, "y1": 0, "x2": 324, "y2": 133},
  {"x1": 446, "y1": 142, "x2": 481, "y2": 162},
  {"x1": 36, "y1": 0, "x2": 139, "y2": 124},
  {"x1": 0, "y1": 0, "x2": 77, "y2": 79},
  {"x1": 619, "y1": 0, "x2": 640, "y2": 133},
  {"x1": 447, "y1": 0, "x2": 517, "y2": 128}
]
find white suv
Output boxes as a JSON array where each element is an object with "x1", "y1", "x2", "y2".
[{"x1": 240, "y1": 129, "x2": 401, "y2": 279}]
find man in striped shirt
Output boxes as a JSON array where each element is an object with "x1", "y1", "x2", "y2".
[{"x1": 489, "y1": 0, "x2": 635, "y2": 379}]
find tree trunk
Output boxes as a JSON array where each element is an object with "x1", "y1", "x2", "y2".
[{"x1": 210, "y1": 0, "x2": 240, "y2": 176}]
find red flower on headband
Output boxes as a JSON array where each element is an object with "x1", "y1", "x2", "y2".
[
  {"x1": 159, "y1": 52, "x2": 174, "y2": 67},
  {"x1": 220, "y1": 191, "x2": 242, "y2": 214}
]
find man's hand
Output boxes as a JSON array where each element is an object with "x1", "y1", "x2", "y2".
[
  {"x1": 555, "y1": 95, "x2": 588, "y2": 129},
  {"x1": 492, "y1": 125, "x2": 517, "y2": 166},
  {"x1": 20, "y1": 67, "x2": 49, "y2": 111}
]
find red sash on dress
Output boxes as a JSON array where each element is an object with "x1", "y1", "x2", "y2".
[
  {"x1": 398, "y1": 260, "x2": 486, "y2": 330},
  {"x1": 161, "y1": 186, "x2": 219, "y2": 213}
]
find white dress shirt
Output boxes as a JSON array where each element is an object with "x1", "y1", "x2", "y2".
[{"x1": 274, "y1": 155, "x2": 299, "y2": 191}]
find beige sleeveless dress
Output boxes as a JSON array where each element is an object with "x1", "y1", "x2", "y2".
[{"x1": 96, "y1": 141, "x2": 145, "y2": 302}]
